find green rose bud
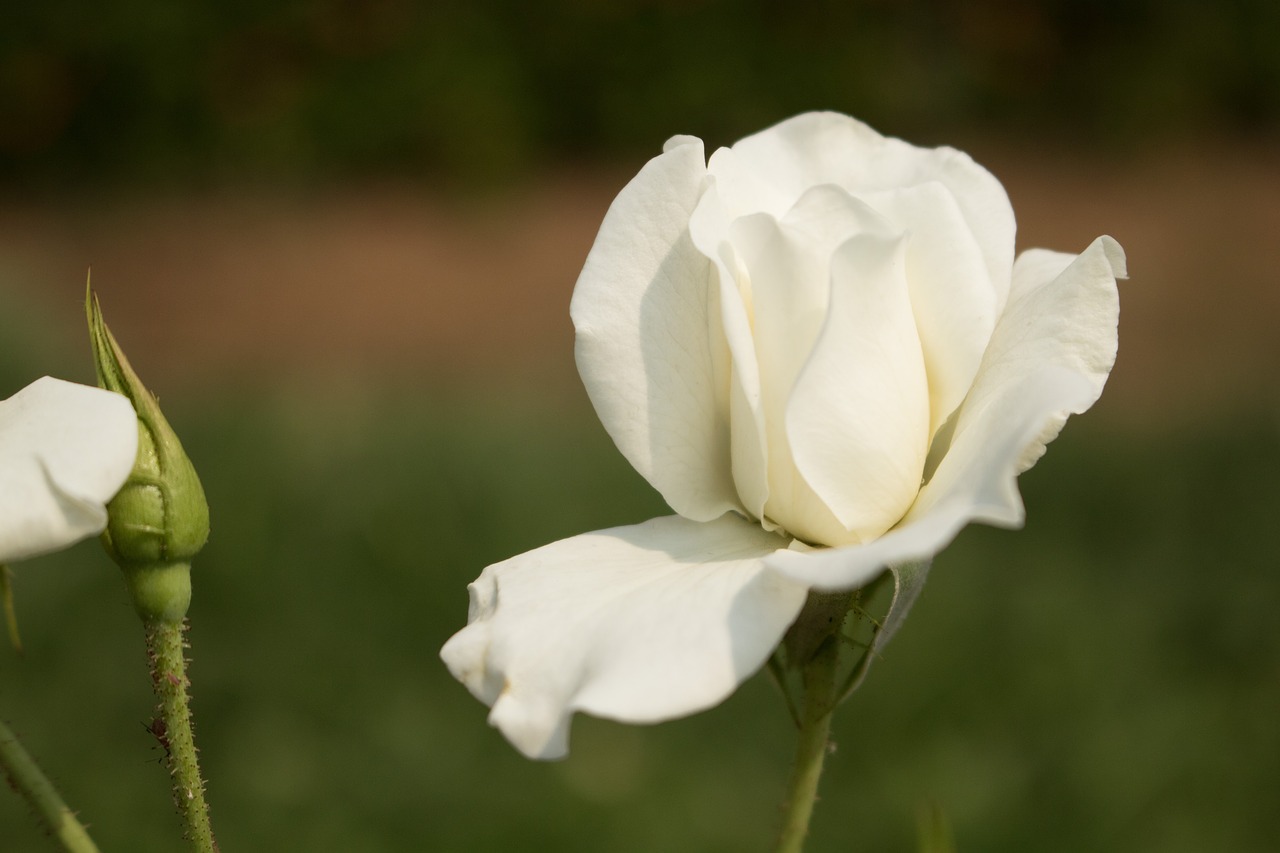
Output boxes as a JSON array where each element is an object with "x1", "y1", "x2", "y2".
[{"x1": 86, "y1": 287, "x2": 209, "y2": 624}]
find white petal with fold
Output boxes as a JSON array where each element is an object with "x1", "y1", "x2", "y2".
[
  {"x1": 772, "y1": 235, "x2": 1121, "y2": 591},
  {"x1": 719, "y1": 112, "x2": 1016, "y2": 304},
  {"x1": 0, "y1": 377, "x2": 138, "y2": 563},
  {"x1": 724, "y1": 187, "x2": 904, "y2": 545},
  {"x1": 689, "y1": 182, "x2": 769, "y2": 522},
  {"x1": 440, "y1": 513, "x2": 806, "y2": 760},
  {"x1": 768, "y1": 366, "x2": 1096, "y2": 590},
  {"x1": 862, "y1": 182, "x2": 1000, "y2": 438},
  {"x1": 784, "y1": 233, "x2": 930, "y2": 546},
  {"x1": 571, "y1": 137, "x2": 740, "y2": 523},
  {"x1": 950, "y1": 236, "x2": 1124, "y2": 474}
]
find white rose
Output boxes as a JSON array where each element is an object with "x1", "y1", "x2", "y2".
[
  {"x1": 442, "y1": 112, "x2": 1124, "y2": 759},
  {"x1": 0, "y1": 377, "x2": 138, "y2": 563}
]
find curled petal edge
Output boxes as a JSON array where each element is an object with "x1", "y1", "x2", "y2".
[{"x1": 440, "y1": 514, "x2": 807, "y2": 760}]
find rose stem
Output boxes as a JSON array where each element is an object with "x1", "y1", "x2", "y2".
[
  {"x1": 146, "y1": 616, "x2": 217, "y2": 852},
  {"x1": 0, "y1": 717, "x2": 101, "y2": 852},
  {"x1": 774, "y1": 632, "x2": 841, "y2": 853}
]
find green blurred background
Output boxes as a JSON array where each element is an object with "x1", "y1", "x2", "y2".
[{"x1": 2, "y1": 1, "x2": 1278, "y2": 851}]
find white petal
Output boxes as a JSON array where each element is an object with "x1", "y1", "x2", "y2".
[
  {"x1": 0, "y1": 377, "x2": 138, "y2": 563},
  {"x1": 731, "y1": 185, "x2": 895, "y2": 414},
  {"x1": 704, "y1": 145, "x2": 796, "y2": 220},
  {"x1": 688, "y1": 182, "x2": 769, "y2": 522},
  {"x1": 570, "y1": 136, "x2": 741, "y2": 523},
  {"x1": 862, "y1": 182, "x2": 1000, "y2": 437},
  {"x1": 724, "y1": 186, "x2": 906, "y2": 545},
  {"x1": 718, "y1": 112, "x2": 1016, "y2": 304},
  {"x1": 786, "y1": 234, "x2": 1123, "y2": 589},
  {"x1": 440, "y1": 514, "x2": 806, "y2": 759},
  {"x1": 768, "y1": 367, "x2": 1095, "y2": 590},
  {"x1": 784, "y1": 233, "x2": 931, "y2": 545},
  {"x1": 948, "y1": 235, "x2": 1125, "y2": 474}
]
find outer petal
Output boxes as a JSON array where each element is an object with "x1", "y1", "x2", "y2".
[
  {"x1": 0, "y1": 377, "x2": 138, "y2": 563},
  {"x1": 440, "y1": 514, "x2": 807, "y2": 759},
  {"x1": 767, "y1": 367, "x2": 1096, "y2": 590},
  {"x1": 571, "y1": 136, "x2": 741, "y2": 523},
  {"x1": 945, "y1": 235, "x2": 1125, "y2": 474},
  {"x1": 715, "y1": 112, "x2": 1016, "y2": 307}
]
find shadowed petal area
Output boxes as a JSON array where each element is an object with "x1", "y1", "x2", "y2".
[
  {"x1": 688, "y1": 182, "x2": 769, "y2": 523},
  {"x1": 572, "y1": 136, "x2": 742, "y2": 523},
  {"x1": 0, "y1": 377, "x2": 138, "y2": 563},
  {"x1": 440, "y1": 514, "x2": 807, "y2": 760}
]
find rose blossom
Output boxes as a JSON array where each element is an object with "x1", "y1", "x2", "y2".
[
  {"x1": 442, "y1": 112, "x2": 1124, "y2": 759},
  {"x1": 1, "y1": 377, "x2": 138, "y2": 563}
]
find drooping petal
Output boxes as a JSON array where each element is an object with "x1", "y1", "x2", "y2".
[
  {"x1": 0, "y1": 377, "x2": 138, "y2": 563},
  {"x1": 717, "y1": 112, "x2": 1016, "y2": 306},
  {"x1": 767, "y1": 366, "x2": 1096, "y2": 590},
  {"x1": 862, "y1": 182, "x2": 1000, "y2": 438},
  {"x1": 783, "y1": 233, "x2": 931, "y2": 546},
  {"x1": 571, "y1": 136, "x2": 741, "y2": 523},
  {"x1": 440, "y1": 513, "x2": 806, "y2": 760}
]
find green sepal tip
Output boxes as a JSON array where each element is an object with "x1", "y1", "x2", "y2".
[{"x1": 86, "y1": 282, "x2": 209, "y2": 623}]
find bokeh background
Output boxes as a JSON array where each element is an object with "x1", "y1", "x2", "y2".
[{"x1": 2, "y1": 1, "x2": 1278, "y2": 850}]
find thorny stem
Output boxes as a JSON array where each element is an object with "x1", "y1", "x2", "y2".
[
  {"x1": 146, "y1": 618, "x2": 217, "y2": 852},
  {"x1": 0, "y1": 717, "x2": 100, "y2": 852},
  {"x1": 774, "y1": 633, "x2": 841, "y2": 853}
]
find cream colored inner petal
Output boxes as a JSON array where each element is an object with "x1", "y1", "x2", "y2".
[
  {"x1": 689, "y1": 183, "x2": 769, "y2": 522},
  {"x1": 722, "y1": 113, "x2": 1017, "y2": 315},
  {"x1": 719, "y1": 248, "x2": 771, "y2": 525},
  {"x1": 861, "y1": 182, "x2": 1000, "y2": 443},
  {"x1": 785, "y1": 234, "x2": 930, "y2": 545},
  {"x1": 705, "y1": 145, "x2": 795, "y2": 220},
  {"x1": 725, "y1": 186, "x2": 914, "y2": 546}
]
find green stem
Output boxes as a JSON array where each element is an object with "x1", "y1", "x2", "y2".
[
  {"x1": 775, "y1": 635, "x2": 841, "y2": 853},
  {"x1": 2, "y1": 564, "x2": 22, "y2": 654},
  {"x1": 146, "y1": 618, "x2": 217, "y2": 852},
  {"x1": 0, "y1": 717, "x2": 101, "y2": 852}
]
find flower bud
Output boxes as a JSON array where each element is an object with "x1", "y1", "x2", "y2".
[{"x1": 87, "y1": 287, "x2": 209, "y2": 623}]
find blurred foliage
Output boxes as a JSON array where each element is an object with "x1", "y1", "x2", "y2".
[
  {"x1": 2, "y1": 0, "x2": 1279, "y2": 186},
  {"x1": 1, "y1": 353, "x2": 1277, "y2": 850}
]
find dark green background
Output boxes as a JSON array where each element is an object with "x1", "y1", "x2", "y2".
[
  {"x1": 2, "y1": 319, "x2": 1277, "y2": 852},
  {"x1": 2, "y1": 361, "x2": 1269, "y2": 845},
  {"x1": 3, "y1": 0, "x2": 1280, "y2": 186}
]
